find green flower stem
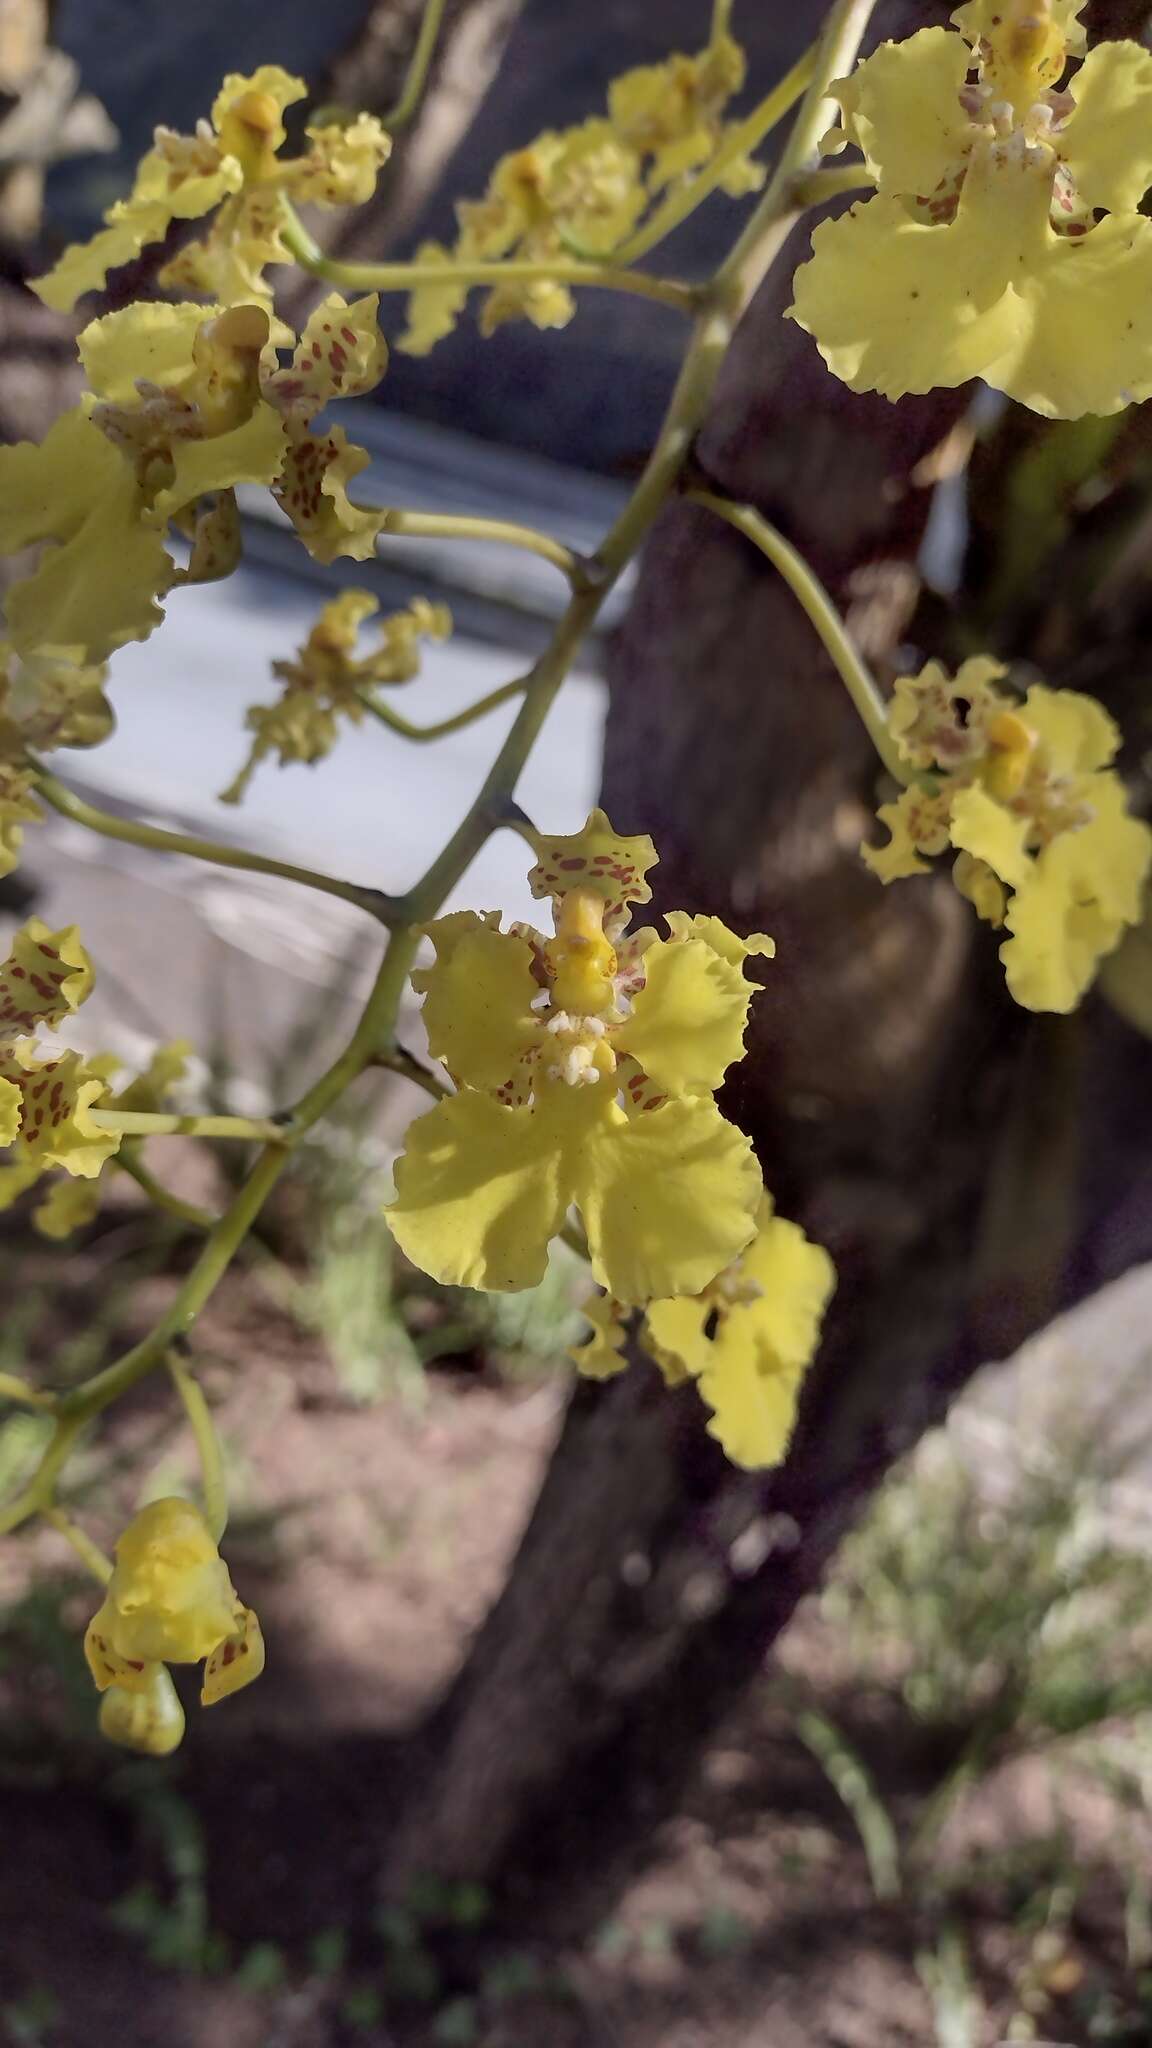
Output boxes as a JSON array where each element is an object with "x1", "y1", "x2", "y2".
[
  {"x1": 0, "y1": 1412, "x2": 86, "y2": 1536},
  {"x1": 115, "y1": 1151, "x2": 216, "y2": 1232},
  {"x1": 609, "y1": 45, "x2": 818, "y2": 268},
  {"x1": 0, "y1": 926, "x2": 419, "y2": 1523},
  {"x1": 31, "y1": 766, "x2": 399, "y2": 926},
  {"x1": 89, "y1": 1109, "x2": 288, "y2": 1143},
  {"x1": 43, "y1": 1506, "x2": 113, "y2": 1586},
  {"x1": 0, "y1": 0, "x2": 880, "y2": 1532},
  {"x1": 360, "y1": 675, "x2": 526, "y2": 743},
  {"x1": 711, "y1": 0, "x2": 734, "y2": 36},
  {"x1": 380, "y1": 0, "x2": 450, "y2": 131},
  {"x1": 399, "y1": 0, "x2": 880, "y2": 924},
  {"x1": 790, "y1": 162, "x2": 875, "y2": 207},
  {"x1": 706, "y1": 0, "x2": 876, "y2": 317},
  {"x1": 686, "y1": 490, "x2": 906, "y2": 782},
  {"x1": 367, "y1": 1042, "x2": 449, "y2": 1099},
  {"x1": 379, "y1": 506, "x2": 579, "y2": 581},
  {"x1": 0, "y1": 1373, "x2": 53, "y2": 1410},
  {"x1": 277, "y1": 203, "x2": 699, "y2": 315},
  {"x1": 168, "y1": 1352, "x2": 228, "y2": 1542}
]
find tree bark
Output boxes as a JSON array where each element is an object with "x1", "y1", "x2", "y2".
[{"x1": 378, "y1": 0, "x2": 1152, "y2": 1923}]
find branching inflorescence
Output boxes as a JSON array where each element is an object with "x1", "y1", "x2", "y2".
[{"x1": 0, "y1": 0, "x2": 1148, "y2": 1752}]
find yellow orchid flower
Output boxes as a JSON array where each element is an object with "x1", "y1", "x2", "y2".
[
  {"x1": 0, "y1": 766, "x2": 42, "y2": 881},
  {"x1": 0, "y1": 1039, "x2": 192, "y2": 1239},
  {"x1": 400, "y1": 33, "x2": 760, "y2": 353},
  {"x1": 568, "y1": 1291, "x2": 631, "y2": 1379},
  {"x1": 0, "y1": 294, "x2": 389, "y2": 663},
  {"x1": 387, "y1": 811, "x2": 770, "y2": 1302},
  {"x1": 864, "y1": 665, "x2": 1152, "y2": 1012},
  {"x1": 85, "y1": 1498, "x2": 264, "y2": 1752},
  {"x1": 570, "y1": 1197, "x2": 835, "y2": 1470},
  {"x1": 643, "y1": 1197, "x2": 835, "y2": 1469},
  {"x1": 99, "y1": 1665, "x2": 187, "y2": 1758},
  {"x1": 0, "y1": 920, "x2": 120, "y2": 1178},
  {"x1": 0, "y1": 641, "x2": 114, "y2": 758},
  {"x1": 32, "y1": 65, "x2": 390, "y2": 317},
  {"x1": 221, "y1": 590, "x2": 451, "y2": 803},
  {"x1": 608, "y1": 32, "x2": 763, "y2": 194},
  {"x1": 31, "y1": 1175, "x2": 103, "y2": 1241},
  {"x1": 0, "y1": 305, "x2": 273, "y2": 663},
  {"x1": 790, "y1": 1, "x2": 1152, "y2": 417},
  {"x1": 398, "y1": 243, "x2": 473, "y2": 356}
]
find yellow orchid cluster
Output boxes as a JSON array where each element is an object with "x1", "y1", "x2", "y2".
[
  {"x1": 32, "y1": 65, "x2": 390, "y2": 320},
  {"x1": 572, "y1": 1196, "x2": 834, "y2": 1472},
  {"x1": 864, "y1": 661, "x2": 1152, "y2": 1012},
  {"x1": 0, "y1": 920, "x2": 121, "y2": 1191},
  {"x1": 400, "y1": 33, "x2": 762, "y2": 352},
  {"x1": 85, "y1": 1498, "x2": 263, "y2": 1755},
  {"x1": 220, "y1": 589, "x2": 451, "y2": 803},
  {"x1": 790, "y1": 0, "x2": 1152, "y2": 417},
  {"x1": 0, "y1": 921, "x2": 196, "y2": 1235},
  {"x1": 0, "y1": 290, "x2": 391, "y2": 668},
  {"x1": 386, "y1": 810, "x2": 835, "y2": 1463},
  {"x1": 0, "y1": 642, "x2": 112, "y2": 880},
  {"x1": 0, "y1": 1036, "x2": 190, "y2": 1241}
]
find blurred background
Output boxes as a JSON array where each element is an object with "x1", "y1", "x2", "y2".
[{"x1": 3, "y1": 2, "x2": 1152, "y2": 2044}]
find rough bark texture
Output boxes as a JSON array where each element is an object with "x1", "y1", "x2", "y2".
[{"x1": 377, "y1": 0, "x2": 1152, "y2": 1925}]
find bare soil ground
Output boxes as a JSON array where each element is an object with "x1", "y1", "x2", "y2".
[{"x1": 0, "y1": 1195, "x2": 1143, "y2": 2048}]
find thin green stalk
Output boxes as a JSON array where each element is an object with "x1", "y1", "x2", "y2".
[
  {"x1": 0, "y1": 934, "x2": 410, "y2": 1525},
  {"x1": 116, "y1": 1152, "x2": 216, "y2": 1232},
  {"x1": 367, "y1": 1043, "x2": 449, "y2": 1099},
  {"x1": 278, "y1": 203, "x2": 698, "y2": 315},
  {"x1": 31, "y1": 766, "x2": 398, "y2": 925},
  {"x1": 0, "y1": 1373, "x2": 52, "y2": 1410},
  {"x1": 380, "y1": 0, "x2": 449, "y2": 130},
  {"x1": 289, "y1": 921, "x2": 421, "y2": 1129},
  {"x1": 33, "y1": 928, "x2": 420, "y2": 1442},
  {"x1": 89, "y1": 1110, "x2": 287, "y2": 1143},
  {"x1": 709, "y1": 0, "x2": 876, "y2": 315},
  {"x1": 168, "y1": 1353, "x2": 228, "y2": 1542},
  {"x1": 686, "y1": 490, "x2": 906, "y2": 780},
  {"x1": 610, "y1": 46, "x2": 817, "y2": 268},
  {"x1": 380, "y1": 507, "x2": 579, "y2": 582},
  {"x1": 0, "y1": 1413, "x2": 85, "y2": 1536},
  {"x1": 795, "y1": 1706, "x2": 903, "y2": 1902},
  {"x1": 360, "y1": 675, "x2": 526, "y2": 743},
  {"x1": 398, "y1": 0, "x2": 882, "y2": 921},
  {"x1": 43, "y1": 1506, "x2": 113, "y2": 1586},
  {"x1": 791, "y1": 162, "x2": 875, "y2": 208},
  {"x1": 711, "y1": 0, "x2": 734, "y2": 36}
]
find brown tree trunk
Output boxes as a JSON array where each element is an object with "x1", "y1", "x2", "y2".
[{"x1": 378, "y1": 0, "x2": 1152, "y2": 1922}]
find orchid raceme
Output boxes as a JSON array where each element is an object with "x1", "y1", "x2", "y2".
[
  {"x1": 387, "y1": 812, "x2": 771, "y2": 1300},
  {"x1": 32, "y1": 65, "x2": 390, "y2": 317},
  {"x1": 400, "y1": 32, "x2": 762, "y2": 352},
  {"x1": 221, "y1": 590, "x2": 451, "y2": 802},
  {"x1": 6, "y1": 9, "x2": 1152, "y2": 1776},
  {"x1": 789, "y1": 0, "x2": 1152, "y2": 417},
  {"x1": 0, "y1": 293, "x2": 389, "y2": 663},
  {"x1": 0, "y1": 920, "x2": 121, "y2": 1182},
  {"x1": 570, "y1": 1196, "x2": 835, "y2": 1470},
  {"x1": 85, "y1": 1498, "x2": 264, "y2": 1753},
  {"x1": 864, "y1": 662, "x2": 1152, "y2": 1012}
]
